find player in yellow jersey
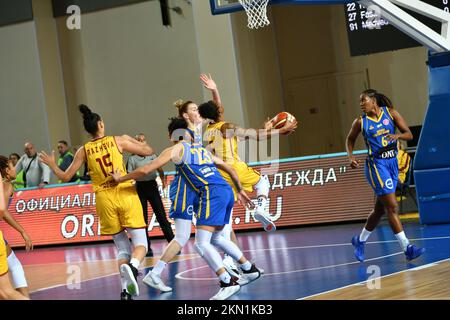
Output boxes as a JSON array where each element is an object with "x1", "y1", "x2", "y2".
[
  {"x1": 0, "y1": 172, "x2": 29, "y2": 300},
  {"x1": 39, "y1": 104, "x2": 155, "y2": 300},
  {"x1": 0, "y1": 156, "x2": 32, "y2": 298},
  {"x1": 198, "y1": 74, "x2": 297, "y2": 275},
  {"x1": 199, "y1": 77, "x2": 297, "y2": 231}
]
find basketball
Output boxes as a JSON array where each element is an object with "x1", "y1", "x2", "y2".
[{"x1": 271, "y1": 112, "x2": 296, "y2": 129}]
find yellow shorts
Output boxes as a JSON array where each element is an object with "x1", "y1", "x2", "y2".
[
  {"x1": 218, "y1": 161, "x2": 261, "y2": 200},
  {"x1": 95, "y1": 183, "x2": 146, "y2": 235},
  {"x1": 0, "y1": 231, "x2": 8, "y2": 276}
]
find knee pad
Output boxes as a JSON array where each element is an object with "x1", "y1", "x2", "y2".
[
  {"x1": 112, "y1": 231, "x2": 132, "y2": 260},
  {"x1": 127, "y1": 228, "x2": 148, "y2": 252},
  {"x1": 7, "y1": 251, "x2": 28, "y2": 289},
  {"x1": 173, "y1": 219, "x2": 192, "y2": 247},
  {"x1": 254, "y1": 175, "x2": 270, "y2": 197}
]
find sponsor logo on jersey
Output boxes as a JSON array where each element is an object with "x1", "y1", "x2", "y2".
[{"x1": 385, "y1": 178, "x2": 394, "y2": 189}]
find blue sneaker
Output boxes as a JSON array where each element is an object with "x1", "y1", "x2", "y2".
[
  {"x1": 351, "y1": 235, "x2": 365, "y2": 262},
  {"x1": 404, "y1": 244, "x2": 425, "y2": 261}
]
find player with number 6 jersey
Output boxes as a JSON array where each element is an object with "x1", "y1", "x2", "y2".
[{"x1": 346, "y1": 89, "x2": 424, "y2": 263}]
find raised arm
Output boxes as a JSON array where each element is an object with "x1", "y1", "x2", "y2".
[
  {"x1": 39, "y1": 147, "x2": 86, "y2": 182},
  {"x1": 116, "y1": 135, "x2": 155, "y2": 156},
  {"x1": 112, "y1": 145, "x2": 178, "y2": 183},
  {"x1": 0, "y1": 174, "x2": 5, "y2": 219},
  {"x1": 211, "y1": 155, "x2": 254, "y2": 209},
  {"x1": 346, "y1": 117, "x2": 362, "y2": 169},
  {"x1": 220, "y1": 120, "x2": 297, "y2": 141},
  {"x1": 200, "y1": 73, "x2": 222, "y2": 107},
  {"x1": 386, "y1": 109, "x2": 413, "y2": 142}
]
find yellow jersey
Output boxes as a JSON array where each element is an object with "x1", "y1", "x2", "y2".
[
  {"x1": 205, "y1": 121, "x2": 260, "y2": 194},
  {"x1": 205, "y1": 121, "x2": 241, "y2": 164},
  {"x1": 84, "y1": 136, "x2": 131, "y2": 192}
]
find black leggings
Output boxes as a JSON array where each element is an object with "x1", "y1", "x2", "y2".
[{"x1": 136, "y1": 180, "x2": 174, "y2": 245}]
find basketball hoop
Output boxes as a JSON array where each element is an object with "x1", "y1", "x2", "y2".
[{"x1": 239, "y1": 0, "x2": 270, "y2": 29}]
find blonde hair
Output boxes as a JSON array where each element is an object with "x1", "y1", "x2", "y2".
[{"x1": 173, "y1": 99, "x2": 194, "y2": 118}]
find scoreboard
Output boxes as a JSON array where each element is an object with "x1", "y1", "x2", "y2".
[{"x1": 344, "y1": 1, "x2": 450, "y2": 56}]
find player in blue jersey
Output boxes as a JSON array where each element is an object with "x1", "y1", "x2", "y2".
[
  {"x1": 112, "y1": 117, "x2": 262, "y2": 300},
  {"x1": 141, "y1": 100, "x2": 202, "y2": 292},
  {"x1": 346, "y1": 89, "x2": 424, "y2": 262}
]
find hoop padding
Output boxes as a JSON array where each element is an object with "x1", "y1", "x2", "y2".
[{"x1": 239, "y1": 0, "x2": 270, "y2": 29}]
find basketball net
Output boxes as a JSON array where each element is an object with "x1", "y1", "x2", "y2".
[{"x1": 239, "y1": 0, "x2": 270, "y2": 29}]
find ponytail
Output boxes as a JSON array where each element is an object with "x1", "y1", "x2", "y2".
[{"x1": 362, "y1": 89, "x2": 394, "y2": 109}]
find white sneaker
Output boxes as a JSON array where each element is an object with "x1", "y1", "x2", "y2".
[
  {"x1": 210, "y1": 277, "x2": 240, "y2": 300},
  {"x1": 223, "y1": 257, "x2": 249, "y2": 286},
  {"x1": 120, "y1": 264, "x2": 139, "y2": 297},
  {"x1": 223, "y1": 256, "x2": 240, "y2": 278},
  {"x1": 143, "y1": 270, "x2": 172, "y2": 292},
  {"x1": 253, "y1": 210, "x2": 276, "y2": 232}
]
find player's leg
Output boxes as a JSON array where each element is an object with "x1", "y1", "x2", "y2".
[
  {"x1": 143, "y1": 218, "x2": 192, "y2": 292},
  {"x1": 0, "y1": 233, "x2": 28, "y2": 300},
  {"x1": 351, "y1": 198, "x2": 385, "y2": 262},
  {"x1": 96, "y1": 189, "x2": 135, "y2": 299},
  {"x1": 112, "y1": 230, "x2": 133, "y2": 300},
  {"x1": 135, "y1": 181, "x2": 153, "y2": 257},
  {"x1": 0, "y1": 273, "x2": 28, "y2": 300},
  {"x1": 221, "y1": 209, "x2": 241, "y2": 277},
  {"x1": 116, "y1": 186, "x2": 149, "y2": 297},
  {"x1": 378, "y1": 192, "x2": 424, "y2": 260},
  {"x1": 147, "y1": 180, "x2": 175, "y2": 243},
  {"x1": 6, "y1": 245, "x2": 29, "y2": 298},
  {"x1": 252, "y1": 175, "x2": 276, "y2": 232},
  {"x1": 195, "y1": 225, "x2": 240, "y2": 300}
]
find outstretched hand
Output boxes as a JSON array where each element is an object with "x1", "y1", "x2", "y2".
[
  {"x1": 279, "y1": 118, "x2": 298, "y2": 135},
  {"x1": 237, "y1": 190, "x2": 255, "y2": 210},
  {"x1": 39, "y1": 150, "x2": 56, "y2": 168},
  {"x1": 200, "y1": 73, "x2": 217, "y2": 91},
  {"x1": 110, "y1": 169, "x2": 122, "y2": 183},
  {"x1": 263, "y1": 117, "x2": 274, "y2": 130}
]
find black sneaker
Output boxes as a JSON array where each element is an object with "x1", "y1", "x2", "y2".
[
  {"x1": 241, "y1": 264, "x2": 261, "y2": 283},
  {"x1": 129, "y1": 263, "x2": 139, "y2": 280},
  {"x1": 120, "y1": 289, "x2": 133, "y2": 300},
  {"x1": 146, "y1": 248, "x2": 154, "y2": 257}
]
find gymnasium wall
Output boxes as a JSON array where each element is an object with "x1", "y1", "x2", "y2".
[
  {"x1": 0, "y1": 1, "x2": 430, "y2": 164},
  {"x1": 0, "y1": 21, "x2": 51, "y2": 157},
  {"x1": 230, "y1": 4, "x2": 429, "y2": 157},
  {"x1": 55, "y1": 0, "x2": 203, "y2": 171}
]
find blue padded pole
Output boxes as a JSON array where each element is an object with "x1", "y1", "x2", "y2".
[{"x1": 414, "y1": 51, "x2": 450, "y2": 224}]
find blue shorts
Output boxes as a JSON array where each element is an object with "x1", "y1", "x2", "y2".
[
  {"x1": 169, "y1": 175, "x2": 199, "y2": 221},
  {"x1": 196, "y1": 184, "x2": 234, "y2": 227},
  {"x1": 365, "y1": 157, "x2": 398, "y2": 196}
]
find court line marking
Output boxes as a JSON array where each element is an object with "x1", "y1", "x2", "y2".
[
  {"x1": 29, "y1": 235, "x2": 450, "y2": 294},
  {"x1": 297, "y1": 257, "x2": 450, "y2": 300},
  {"x1": 174, "y1": 235, "x2": 450, "y2": 281},
  {"x1": 175, "y1": 252, "x2": 405, "y2": 281},
  {"x1": 23, "y1": 235, "x2": 450, "y2": 267}
]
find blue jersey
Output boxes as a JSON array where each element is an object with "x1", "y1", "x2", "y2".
[
  {"x1": 361, "y1": 106, "x2": 399, "y2": 196},
  {"x1": 176, "y1": 142, "x2": 229, "y2": 191},
  {"x1": 361, "y1": 106, "x2": 397, "y2": 158},
  {"x1": 176, "y1": 142, "x2": 234, "y2": 226},
  {"x1": 169, "y1": 169, "x2": 199, "y2": 220}
]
